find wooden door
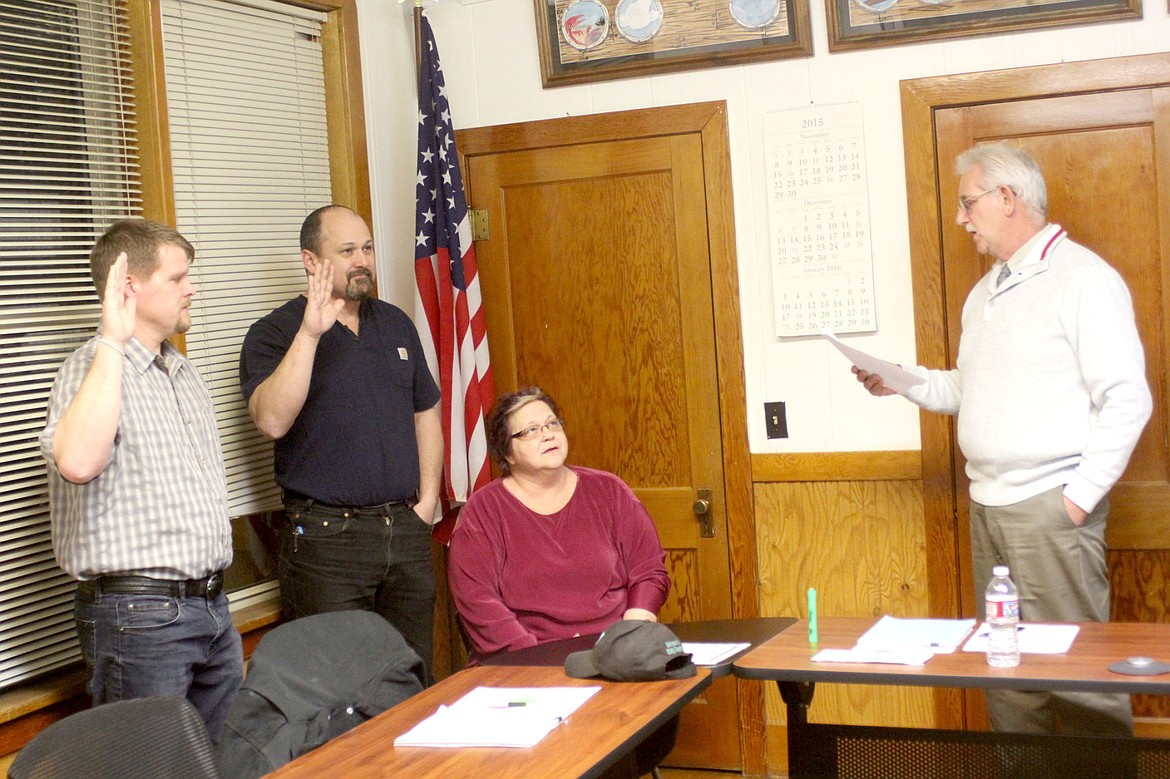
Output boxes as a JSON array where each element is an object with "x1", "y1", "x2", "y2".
[
  {"x1": 460, "y1": 105, "x2": 747, "y2": 770},
  {"x1": 903, "y1": 55, "x2": 1170, "y2": 731}
]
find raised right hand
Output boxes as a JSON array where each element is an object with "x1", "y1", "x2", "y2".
[
  {"x1": 101, "y1": 253, "x2": 136, "y2": 346},
  {"x1": 300, "y1": 258, "x2": 344, "y2": 338}
]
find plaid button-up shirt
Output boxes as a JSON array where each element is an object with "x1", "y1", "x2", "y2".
[{"x1": 41, "y1": 336, "x2": 232, "y2": 580}]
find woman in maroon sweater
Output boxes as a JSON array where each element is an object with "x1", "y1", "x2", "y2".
[{"x1": 448, "y1": 387, "x2": 670, "y2": 661}]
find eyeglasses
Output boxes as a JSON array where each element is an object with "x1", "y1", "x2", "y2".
[
  {"x1": 958, "y1": 186, "x2": 998, "y2": 213},
  {"x1": 510, "y1": 418, "x2": 564, "y2": 441}
]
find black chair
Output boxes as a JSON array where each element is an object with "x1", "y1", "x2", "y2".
[
  {"x1": 216, "y1": 610, "x2": 426, "y2": 779},
  {"x1": 8, "y1": 696, "x2": 220, "y2": 779}
]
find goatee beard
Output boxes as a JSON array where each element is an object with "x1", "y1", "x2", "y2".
[{"x1": 345, "y1": 272, "x2": 373, "y2": 302}]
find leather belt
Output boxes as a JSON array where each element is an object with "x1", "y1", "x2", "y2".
[
  {"x1": 284, "y1": 497, "x2": 414, "y2": 518},
  {"x1": 76, "y1": 572, "x2": 225, "y2": 600}
]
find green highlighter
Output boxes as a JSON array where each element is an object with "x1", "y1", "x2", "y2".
[{"x1": 808, "y1": 587, "x2": 818, "y2": 644}]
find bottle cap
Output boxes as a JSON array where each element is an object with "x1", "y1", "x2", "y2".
[{"x1": 992, "y1": 565, "x2": 1009, "y2": 576}]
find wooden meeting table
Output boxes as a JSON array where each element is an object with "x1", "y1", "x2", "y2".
[
  {"x1": 477, "y1": 617, "x2": 795, "y2": 774},
  {"x1": 481, "y1": 617, "x2": 797, "y2": 676},
  {"x1": 262, "y1": 663, "x2": 711, "y2": 779},
  {"x1": 733, "y1": 617, "x2": 1170, "y2": 778}
]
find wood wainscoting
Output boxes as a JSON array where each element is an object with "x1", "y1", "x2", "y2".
[{"x1": 751, "y1": 450, "x2": 949, "y2": 775}]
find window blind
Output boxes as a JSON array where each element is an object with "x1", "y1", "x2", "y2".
[
  {"x1": 0, "y1": 0, "x2": 141, "y2": 689},
  {"x1": 160, "y1": 0, "x2": 331, "y2": 515}
]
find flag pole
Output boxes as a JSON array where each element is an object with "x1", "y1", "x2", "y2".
[{"x1": 413, "y1": 1, "x2": 423, "y2": 89}]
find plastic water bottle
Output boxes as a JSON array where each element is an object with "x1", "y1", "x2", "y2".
[{"x1": 985, "y1": 565, "x2": 1020, "y2": 668}]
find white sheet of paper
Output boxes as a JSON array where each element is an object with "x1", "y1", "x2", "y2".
[
  {"x1": 393, "y1": 686, "x2": 601, "y2": 748},
  {"x1": 821, "y1": 329, "x2": 925, "y2": 395},
  {"x1": 962, "y1": 623, "x2": 1080, "y2": 655},
  {"x1": 812, "y1": 648, "x2": 934, "y2": 666},
  {"x1": 683, "y1": 642, "x2": 751, "y2": 666}
]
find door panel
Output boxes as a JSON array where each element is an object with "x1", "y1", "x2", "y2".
[{"x1": 466, "y1": 128, "x2": 740, "y2": 768}]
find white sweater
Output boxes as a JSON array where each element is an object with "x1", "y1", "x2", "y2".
[{"x1": 907, "y1": 224, "x2": 1152, "y2": 511}]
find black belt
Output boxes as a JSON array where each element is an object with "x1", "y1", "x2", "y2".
[
  {"x1": 76, "y1": 572, "x2": 225, "y2": 600},
  {"x1": 284, "y1": 496, "x2": 414, "y2": 518}
]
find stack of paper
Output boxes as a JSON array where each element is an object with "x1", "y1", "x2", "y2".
[
  {"x1": 683, "y1": 642, "x2": 750, "y2": 666},
  {"x1": 855, "y1": 616, "x2": 977, "y2": 654},
  {"x1": 394, "y1": 686, "x2": 600, "y2": 748},
  {"x1": 811, "y1": 616, "x2": 977, "y2": 666}
]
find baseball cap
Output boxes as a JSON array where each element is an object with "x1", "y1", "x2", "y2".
[{"x1": 564, "y1": 620, "x2": 696, "y2": 681}]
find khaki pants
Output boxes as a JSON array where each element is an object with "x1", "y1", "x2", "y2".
[{"x1": 970, "y1": 487, "x2": 1132, "y2": 736}]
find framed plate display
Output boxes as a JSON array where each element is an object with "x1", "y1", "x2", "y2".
[
  {"x1": 826, "y1": 0, "x2": 1141, "y2": 52},
  {"x1": 534, "y1": 0, "x2": 812, "y2": 87}
]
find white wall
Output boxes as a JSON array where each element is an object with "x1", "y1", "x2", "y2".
[{"x1": 357, "y1": 0, "x2": 1170, "y2": 454}]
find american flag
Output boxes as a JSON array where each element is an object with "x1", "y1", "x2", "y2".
[{"x1": 414, "y1": 12, "x2": 493, "y2": 544}]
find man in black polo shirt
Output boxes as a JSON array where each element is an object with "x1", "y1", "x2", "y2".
[{"x1": 239, "y1": 205, "x2": 442, "y2": 682}]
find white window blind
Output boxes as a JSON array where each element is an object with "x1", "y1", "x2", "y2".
[
  {"x1": 160, "y1": 0, "x2": 332, "y2": 515},
  {"x1": 0, "y1": 0, "x2": 141, "y2": 689}
]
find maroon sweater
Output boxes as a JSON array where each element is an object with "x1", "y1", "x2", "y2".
[{"x1": 448, "y1": 467, "x2": 670, "y2": 659}]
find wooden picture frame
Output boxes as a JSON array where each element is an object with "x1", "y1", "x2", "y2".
[
  {"x1": 826, "y1": 0, "x2": 1141, "y2": 52},
  {"x1": 533, "y1": 0, "x2": 812, "y2": 88}
]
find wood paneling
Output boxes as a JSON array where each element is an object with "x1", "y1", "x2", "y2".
[
  {"x1": 1110, "y1": 550, "x2": 1170, "y2": 717},
  {"x1": 660, "y1": 550, "x2": 700, "y2": 625},
  {"x1": 752, "y1": 451, "x2": 921, "y2": 482},
  {"x1": 754, "y1": 477, "x2": 940, "y2": 739}
]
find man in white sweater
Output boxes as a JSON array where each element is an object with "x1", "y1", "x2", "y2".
[{"x1": 855, "y1": 142, "x2": 1152, "y2": 736}]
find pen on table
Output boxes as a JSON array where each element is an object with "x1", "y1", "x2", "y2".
[
  {"x1": 808, "y1": 587, "x2": 818, "y2": 644},
  {"x1": 489, "y1": 701, "x2": 528, "y2": 708},
  {"x1": 976, "y1": 627, "x2": 1025, "y2": 639}
]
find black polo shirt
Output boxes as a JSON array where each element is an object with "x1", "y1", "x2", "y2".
[{"x1": 240, "y1": 296, "x2": 440, "y2": 505}]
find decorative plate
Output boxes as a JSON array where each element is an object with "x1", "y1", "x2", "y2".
[
  {"x1": 615, "y1": 0, "x2": 664, "y2": 43},
  {"x1": 729, "y1": 0, "x2": 781, "y2": 29},
  {"x1": 561, "y1": 0, "x2": 610, "y2": 51}
]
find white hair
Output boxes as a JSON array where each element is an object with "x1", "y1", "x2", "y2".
[{"x1": 955, "y1": 141, "x2": 1047, "y2": 219}]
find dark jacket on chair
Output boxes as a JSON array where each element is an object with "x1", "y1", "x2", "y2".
[{"x1": 216, "y1": 611, "x2": 426, "y2": 779}]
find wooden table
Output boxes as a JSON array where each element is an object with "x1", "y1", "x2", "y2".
[
  {"x1": 477, "y1": 617, "x2": 794, "y2": 774},
  {"x1": 263, "y1": 663, "x2": 711, "y2": 779},
  {"x1": 482, "y1": 617, "x2": 796, "y2": 678},
  {"x1": 733, "y1": 617, "x2": 1170, "y2": 778}
]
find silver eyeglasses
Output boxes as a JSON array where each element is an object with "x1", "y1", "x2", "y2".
[
  {"x1": 511, "y1": 418, "x2": 564, "y2": 441},
  {"x1": 958, "y1": 186, "x2": 998, "y2": 213}
]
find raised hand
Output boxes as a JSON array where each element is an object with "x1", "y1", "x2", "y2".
[
  {"x1": 101, "y1": 253, "x2": 136, "y2": 345},
  {"x1": 300, "y1": 258, "x2": 344, "y2": 339}
]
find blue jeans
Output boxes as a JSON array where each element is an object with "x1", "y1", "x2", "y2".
[
  {"x1": 74, "y1": 589, "x2": 244, "y2": 741},
  {"x1": 278, "y1": 502, "x2": 435, "y2": 683}
]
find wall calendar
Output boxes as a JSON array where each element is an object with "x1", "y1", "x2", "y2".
[{"x1": 765, "y1": 102, "x2": 877, "y2": 337}]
